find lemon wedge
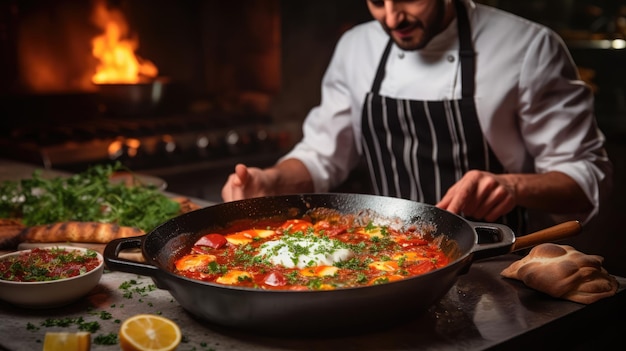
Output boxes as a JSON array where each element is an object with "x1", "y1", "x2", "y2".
[
  {"x1": 119, "y1": 314, "x2": 182, "y2": 351},
  {"x1": 43, "y1": 332, "x2": 91, "y2": 351}
]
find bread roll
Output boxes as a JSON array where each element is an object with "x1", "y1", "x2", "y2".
[
  {"x1": 0, "y1": 197, "x2": 202, "y2": 249},
  {"x1": 501, "y1": 243, "x2": 618, "y2": 304},
  {"x1": 0, "y1": 221, "x2": 144, "y2": 249}
]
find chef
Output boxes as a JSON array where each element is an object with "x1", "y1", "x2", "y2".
[{"x1": 221, "y1": 0, "x2": 613, "y2": 235}]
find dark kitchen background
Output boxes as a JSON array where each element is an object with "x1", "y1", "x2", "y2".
[{"x1": 0, "y1": 0, "x2": 625, "y2": 276}]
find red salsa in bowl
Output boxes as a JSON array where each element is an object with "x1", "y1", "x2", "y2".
[
  {"x1": 0, "y1": 246, "x2": 104, "y2": 308},
  {"x1": 0, "y1": 247, "x2": 101, "y2": 282}
]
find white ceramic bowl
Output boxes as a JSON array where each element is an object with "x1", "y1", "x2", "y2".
[{"x1": 0, "y1": 246, "x2": 104, "y2": 309}]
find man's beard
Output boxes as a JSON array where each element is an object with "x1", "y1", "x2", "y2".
[
  {"x1": 383, "y1": 1, "x2": 447, "y2": 51},
  {"x1": 384, "y1": 21, "x2": 430, "y2": 51}
]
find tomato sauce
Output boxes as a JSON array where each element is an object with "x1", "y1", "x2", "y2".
[
  {"x1": 0, "y1": 247, "x2": 101, "y2": 282},
  {"x1": 174, "y1": 214, "x2": 450, "y2": 291}
]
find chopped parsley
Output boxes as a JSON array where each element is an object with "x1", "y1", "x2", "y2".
[
  {"x1": 94, "y1": 333, "x2": 118, "y2": 345},
  {"x1": 0, "y1": 162, "x2": 180, "y2": 232}
]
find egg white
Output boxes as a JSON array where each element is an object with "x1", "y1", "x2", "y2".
[{"x1": 257, "y1": 236, "x2": 354, "y2": 269}]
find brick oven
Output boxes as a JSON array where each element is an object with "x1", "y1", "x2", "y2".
[{"x1": 0, "y1": 0, "x2": 369, "y2": 202}]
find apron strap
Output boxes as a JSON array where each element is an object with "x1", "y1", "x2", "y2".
[
  {"x1": 455, "y1": 0, "x2": 475, "y2": 99},
  {"x1": 371, "y1": 39, "x2": 394, "y2": 95}
]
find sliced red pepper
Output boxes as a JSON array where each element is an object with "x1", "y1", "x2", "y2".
[
  {"x1": 194, "y1": 233, "x2": 228, "y2": 249},
  {"x1": 263, "y1": 271, "x2": 288, "y2": 287}
]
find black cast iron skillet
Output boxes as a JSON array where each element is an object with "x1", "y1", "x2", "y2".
[{"x1": 104, "y1": 193, "x2": 581, "y2": 333}]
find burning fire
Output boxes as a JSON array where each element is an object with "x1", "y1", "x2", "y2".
[{"x1": 91, "y1": 0, "x2": 158, "y2": 84}]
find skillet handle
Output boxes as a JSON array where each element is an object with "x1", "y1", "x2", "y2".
[
  {"x1": 469, "y1": 222, "x2": 517, "y2": 260},
  {"x1": 511, "y1": 220, "x2": 582, "y2": 252},
  {"x1": 103, "y1": 236, "x2": 160, "y2": 277}
]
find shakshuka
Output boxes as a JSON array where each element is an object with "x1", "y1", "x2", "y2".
[{"x1": 173, "y1": 211, "x2": 451, "y2": 290}]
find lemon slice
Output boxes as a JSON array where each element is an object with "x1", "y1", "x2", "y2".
[
  {"x1": 43, "y1": 332, "x2": 91, "y2": 351},
  {"x1": 119, "y1": 314, "x2": 182, "y2": 351}
]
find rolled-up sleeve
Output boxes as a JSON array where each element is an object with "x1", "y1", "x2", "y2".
[
  {"x1": 518, "y1": 28, "x2": 613, "y2": 224},
  {"x1": 279, "y1": 33, "x2": 362, "y2": 192}
]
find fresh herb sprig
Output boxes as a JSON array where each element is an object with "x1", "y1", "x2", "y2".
[{"x1": 0, "y1": 162, "x2": 180, "y2": 232}]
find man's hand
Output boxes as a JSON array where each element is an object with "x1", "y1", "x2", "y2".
[
  {"x1": 436, "y1": 170, "x2": 592, "y2": 222},
  {"x1": 221, "y1": 159, "x2": 315, "y2": 202},
  {"x1": 221, "y1": 164, "x2": 277, "y2": 202},
  {"x1": 436, "y1": 170, "x2": 516, "y2": 222}
]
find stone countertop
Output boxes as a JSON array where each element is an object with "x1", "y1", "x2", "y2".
[{"x1": 1, "y1": 255, "x2": 624, "y2": 351}]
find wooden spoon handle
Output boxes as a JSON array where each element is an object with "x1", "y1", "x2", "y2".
[{"x1": 511, "y1": 220, "x2": 582, "y2": 252}]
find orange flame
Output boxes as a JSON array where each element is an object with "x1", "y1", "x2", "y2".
[{"x1": 91, "y1": 0, "x2": 158, "y2": 84}]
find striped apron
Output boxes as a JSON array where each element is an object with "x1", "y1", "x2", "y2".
[{"x1": 360, "y1": 0, "x2": 526, "y2": 234}]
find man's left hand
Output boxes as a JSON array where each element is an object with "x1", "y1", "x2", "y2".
[{"x1": 436, "y1": 170, "x2": 516, "y2": 222}]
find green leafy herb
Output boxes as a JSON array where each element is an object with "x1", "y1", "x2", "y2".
[
  {"x1": 78, "y1": 321, "x2": 101, "y2": 333},
  {"x1": 94, "y1": 333, "x2": 118, "y2": 345},
  {"x1": 0, "y1": 162, "x2": 180, "y2": 232}
]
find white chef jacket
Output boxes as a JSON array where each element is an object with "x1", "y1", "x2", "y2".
[{"x1": 281, "y1": 0, "x2": 612, "y2": 227}]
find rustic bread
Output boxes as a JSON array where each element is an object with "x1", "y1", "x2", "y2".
[
  {"x1": 18, "y1": 222, "x2": 143, "y2": 243},
  {"x1": 500, "y1": 243, "x2": 618, "y2": 304},
  {"x1": 0, "y1": 221, "x2": 144, "y2": 249},
  {"x1": 0, "y1": 197, "x2": 202, "y2": 249},
  {"x1": 0, "y1": 219, "x2": 26, "y2": 247}
]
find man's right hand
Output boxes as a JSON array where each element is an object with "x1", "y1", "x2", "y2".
[
  {"x1": 221, "y1": 164, "x2": 276, "y2": 202},
  {"x1": 220, "y1": 159, "x2": 316, "y2": 202}
]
